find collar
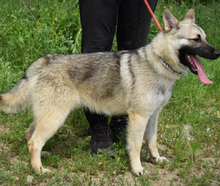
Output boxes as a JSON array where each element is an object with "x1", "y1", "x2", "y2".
[{"x1": 157, "y1": 55, "x2": 188, "y2": 77}]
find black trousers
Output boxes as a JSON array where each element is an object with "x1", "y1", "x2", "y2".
[{"x1": 79, "y1": 0, "x2": 158, "y2": 127}]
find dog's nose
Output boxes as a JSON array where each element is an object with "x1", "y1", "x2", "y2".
[{"x1": 214, "y1": 49, "x2": 220, "y2": 58}]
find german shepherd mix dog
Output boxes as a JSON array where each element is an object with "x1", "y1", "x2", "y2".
[{"x1": 0, "y1": 8, "x2": 219, "y2": 176}]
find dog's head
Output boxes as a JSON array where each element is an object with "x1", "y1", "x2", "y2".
[{"x1": 163, "y1": 8, "x2": 220, "y2": 84}]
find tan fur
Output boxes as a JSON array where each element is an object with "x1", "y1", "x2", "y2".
[{"x1": 0, "y1": 8, "x2": 219, "y2": 176}]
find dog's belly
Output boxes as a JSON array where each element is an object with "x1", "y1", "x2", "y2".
[
  {"x1": 81, "y1": 97, "x2": 128, "y2": 116},
  {"x1": 78, "y1": 84, "x2": 172, "y2": 117}
]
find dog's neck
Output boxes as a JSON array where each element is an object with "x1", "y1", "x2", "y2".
[{"x1": 157, "y1": 55, "x2": 188, "y2": 77}]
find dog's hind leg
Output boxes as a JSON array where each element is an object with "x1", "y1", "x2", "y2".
[
  {"x1": 126, "y1": 110, "x2": 149, "y2": 176},
  {"x1": 144, "y1": 108, "x2": 168, "y2": 164},
  {"x1": 25, "y1": 122, "x2": 51, "y2": 158},
  {"x1": 25, "y1": 121, "x2": 36, "y2": 142},
  {"x1": 27, "y1": 104, "x2": 72, "y2": 174}
]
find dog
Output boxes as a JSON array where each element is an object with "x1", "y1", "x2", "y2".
[{"x1": 0, "y1": 8, "x2": 219, "y2": 176}]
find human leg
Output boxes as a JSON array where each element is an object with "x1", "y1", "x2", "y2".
[
  {"x1": 117, "y1": 0, "x2": 158, "y2": 50},
  {"x1": 79, "y1": 0, "x2": 120, "y2": 155}
]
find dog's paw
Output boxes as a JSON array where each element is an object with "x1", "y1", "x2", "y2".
[
  {"x1": 155, "y1": 156, "x2": 169, "y2": 165},
  {"x1": 132, "y1": 165, "x2": 148, "y2": 176},
  {"x1": 40, "y1": 167, "x2": 53, "y2": 174},
  {"x1": 150, "y1": 156, "x2": 169, "y2": 165}
]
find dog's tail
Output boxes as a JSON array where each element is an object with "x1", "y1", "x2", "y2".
[
  {"x1": 0, "y1": 55, "x2": 54, "y2": 114},
  {"x1": 0, "y1": 76, "x2": 29, "y2": 113},
  {"x1": 0, "y1": 56, "x2": 51, "y2": 113}
]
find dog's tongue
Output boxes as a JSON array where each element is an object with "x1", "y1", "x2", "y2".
[{"x1": 189, "y1": 55, "x2": 213, "y2": 84}]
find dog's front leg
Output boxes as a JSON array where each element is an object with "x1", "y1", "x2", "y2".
[
  {"x1": 144, "y1": 108, "x2": 168, "y2": 164},
  {"x1": 127, "y1": 110, "x2": 149, "y2": 176}
]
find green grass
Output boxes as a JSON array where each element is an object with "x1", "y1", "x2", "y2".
[{"x1": 0, "y1": 0, "x2": 220, "y2": 185}]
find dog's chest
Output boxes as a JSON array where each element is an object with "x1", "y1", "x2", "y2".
[{"x1": 150, "y1": 80, "x2": 174, "y2": 109}]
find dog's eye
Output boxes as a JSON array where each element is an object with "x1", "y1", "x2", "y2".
[
  {"x1": 192, "y1": 38, "x2": 200, "y2": 42},
  {"x1": 192, "y1": 35, "x2": 201, "y2": 42}
]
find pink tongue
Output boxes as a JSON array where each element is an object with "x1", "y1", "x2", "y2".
[{"x1": 189, "y1": 55, "x2": 213, "y2": 84}]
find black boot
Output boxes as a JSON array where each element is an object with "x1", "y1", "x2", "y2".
[
  {"x1": 88, "y1": 124, "x2": 114, "y2": 157},
  {"x1": 110, "y1": 115, "x2": 128, "y2": 142}
]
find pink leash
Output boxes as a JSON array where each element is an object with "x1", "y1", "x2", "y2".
[{"x1": 143, "y1": 0, "x2": 163, "y2": 31}]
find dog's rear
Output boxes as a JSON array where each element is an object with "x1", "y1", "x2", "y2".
[{"x1": 0, "y1": 55, "x2": 77, "y2": 173}]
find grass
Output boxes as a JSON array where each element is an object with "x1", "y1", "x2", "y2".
[{"x1": 0, "y1": 0, "x2": 220, "y2": 185}]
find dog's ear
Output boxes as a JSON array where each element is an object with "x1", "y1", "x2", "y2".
[
  {"x1": 163, "y1": 7, "x2": 179, "y2": 31},
  {"x1": 183, "y1": 9, "x2": 195, "y2": 23}
]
